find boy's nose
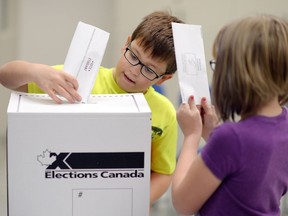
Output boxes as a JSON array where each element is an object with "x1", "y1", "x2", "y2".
[{"x1": 130, "y1": 65, "x2": 142, "y2": 76}]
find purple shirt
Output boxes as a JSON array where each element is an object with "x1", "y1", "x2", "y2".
[{"x1": 200, "y1": 107, "x2": 288, "y2": 216}]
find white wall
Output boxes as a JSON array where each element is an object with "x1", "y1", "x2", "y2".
[
  {"x1": 17, "y1": 0, "x2": 115, "y2": 66},
  {"x1": 6, "y1": 0, "x2": 288, "y2": 106},
  {"x1": 0, "y1": 0, "x2": 17, "y2": 215}
]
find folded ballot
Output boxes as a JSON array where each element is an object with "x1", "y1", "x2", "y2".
[
  {"x1": 64, "y1": 22, "x2": 110, "y2": 103},
  {"x1": 172, "y1": 22, "x2": 211, "y2": 104}
]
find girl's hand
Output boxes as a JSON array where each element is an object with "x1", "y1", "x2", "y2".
[
  {"x1": 200, "y1": 97, "x2": 219, "y2": 141},
  {"x1": 177, "y1": 96, "x2": 202, "y2": 138}
]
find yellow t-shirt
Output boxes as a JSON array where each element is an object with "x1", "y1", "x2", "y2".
[{"x1": 28, "y1": 65, "x2": 178, "y2": 174}]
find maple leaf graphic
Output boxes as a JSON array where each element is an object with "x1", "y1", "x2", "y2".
[{"x1": 37, "y1": 149, "x2": 57, "y2": 166}]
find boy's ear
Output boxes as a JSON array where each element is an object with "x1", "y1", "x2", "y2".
[
  {"x1": 121, "y1": 35, "x2": 132, "y2": 53},
  {"x1": 124, "y1": 35, "x2": 132, "y2": 47},
  {"x1": 155, "y1": 74, "x2": 173, "y2": 85}
]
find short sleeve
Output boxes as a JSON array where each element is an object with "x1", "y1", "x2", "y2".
[{"x1": 201, "y1": 124, "x2": 242, "y2": 180}]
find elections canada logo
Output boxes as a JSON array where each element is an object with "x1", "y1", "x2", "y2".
[{"x1": 37, "y1": 149, "x2": 145, "y2": 179}]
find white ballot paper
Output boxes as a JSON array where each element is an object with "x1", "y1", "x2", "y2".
[
  {"x1": 172, "y1": 22, "x2": 211, "y2": 104},
  {"x1": 64, "y1": 21, "x2": 110, "y2": 103}
]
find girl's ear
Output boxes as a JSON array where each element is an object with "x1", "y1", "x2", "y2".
[{"x1": 155, "y1": 74, "x2": 173, "y2": 85}]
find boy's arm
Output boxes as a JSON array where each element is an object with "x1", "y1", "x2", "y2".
[
  {"x1": 150, "y1": 171, "x2": 172, "y2": 206},
  {"x1": 0, "y1": 60, "x2": 81, "y2": 103}
]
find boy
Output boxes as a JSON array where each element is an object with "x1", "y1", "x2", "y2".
[{"x1": 0, "y1": 11, "x2": 184, "y2": 205}]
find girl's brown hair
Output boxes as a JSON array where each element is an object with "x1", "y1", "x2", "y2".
[{"x1": 212, "y1": 15, "x2": 288, "y2": 121}]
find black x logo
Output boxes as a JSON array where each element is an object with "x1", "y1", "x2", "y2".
[{"x1": 46, "y1": 153, "x2": 70, "y2": 169}]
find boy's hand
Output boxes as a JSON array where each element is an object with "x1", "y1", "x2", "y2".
[{"x1": 32, "y1": 64, "x2": 82, "y2": 104}]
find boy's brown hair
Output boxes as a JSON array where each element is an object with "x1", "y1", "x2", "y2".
[
  {"x1": 212, "y1": 15, "x2": 288, "y2": 121},
  {"x1": 131, "y1": 11, "x2": 184, "y2": 74}
]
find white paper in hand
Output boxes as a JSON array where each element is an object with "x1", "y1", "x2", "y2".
[
  {"x1": 64, "y1": 21, "x2": 110, "y2": 103},
  {"x1": 172, "y1": 22, "x2": 210, "y2": 104}
]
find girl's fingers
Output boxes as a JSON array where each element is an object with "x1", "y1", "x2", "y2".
[{"x1": 188, "y1": 96, "x2": 196, "y2": 109}]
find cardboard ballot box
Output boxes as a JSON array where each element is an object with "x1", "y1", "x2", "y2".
[{"x1": 7, "y1": 92, "x2": 151, "y2": 216}]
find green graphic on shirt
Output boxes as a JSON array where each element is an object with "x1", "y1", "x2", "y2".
[{"x1": 152, "y1": 126, "x2": 163, "y2": 139}]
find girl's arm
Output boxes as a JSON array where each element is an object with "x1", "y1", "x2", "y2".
[{"x1": 172, "y1": 96, "x2": 221, "y2": 215}]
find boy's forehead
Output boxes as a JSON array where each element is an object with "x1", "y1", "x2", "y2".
[
  {"x1": 130, "y1": 39, "x2": 168, "y2": 72},
  {"x1": 131, "y1": 39, "x2": 151, "y2": 54},
  {"x1": 131, "y1": 39, "x2": 160, "y2": 60}
]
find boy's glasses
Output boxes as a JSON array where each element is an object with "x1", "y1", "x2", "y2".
[
  {"x1": 124, "y1": 47, "x2": 166, "y2": 81},
  {"x1": 209, "y1": 59, "x2": 216, "y2": 71}
]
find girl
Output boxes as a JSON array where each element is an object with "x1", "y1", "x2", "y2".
[{"x1": 172, "y1": 15, "x2": 288, "y2": 216}]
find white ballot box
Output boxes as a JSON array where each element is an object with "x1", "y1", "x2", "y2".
[{"x1": 7, "y1": 92, "x2": 151, "y2": 216}]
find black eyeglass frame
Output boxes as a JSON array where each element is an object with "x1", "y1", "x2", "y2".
[
  {"x1": 124, "y1": 47, "x2": 167, "y2": 81},
  {"x1": 209, "y1": 59, "x2": 216, "y2": 71}
]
